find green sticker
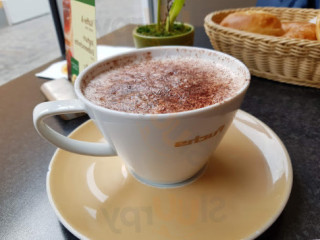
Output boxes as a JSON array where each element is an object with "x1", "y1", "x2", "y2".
[
  {"x1": 74, "y1": 0, "x2": 95, "y2": 7},
  {"x1": 71, "y1": 57, "x2": 79, "y2": 83}
]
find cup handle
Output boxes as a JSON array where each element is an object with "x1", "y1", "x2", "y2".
[{"x1": 33, "y1": 99, "x2": 117, "y2": 156}]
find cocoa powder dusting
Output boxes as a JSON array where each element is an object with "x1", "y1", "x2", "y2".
[{"x1": 82, "y1": 57, "x2": 242, "y2": 114}]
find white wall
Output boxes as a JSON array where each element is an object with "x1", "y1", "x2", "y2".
[{"x1": 3, "y1": 0, "x2": 50, "y2": 25}]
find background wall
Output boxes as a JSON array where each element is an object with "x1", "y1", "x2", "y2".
[
  {"x1": 182, "y1": 0, "x2": 257, "y2": 26},
  {"x1": 152, "y1": 0, "x2": 257, "y2": 26}
]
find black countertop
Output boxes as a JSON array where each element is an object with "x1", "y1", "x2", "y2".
[{"x1": 0, "y1": 25, "x2": 319, "y2": 239}]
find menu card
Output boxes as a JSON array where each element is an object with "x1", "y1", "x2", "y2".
[{"x1": 63, "y1": 0, "x2": 97, "y2": 83}]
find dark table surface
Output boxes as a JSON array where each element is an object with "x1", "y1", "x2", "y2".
[{"x1": 0, "y1": 25, "x2": 319, "y2": 240}]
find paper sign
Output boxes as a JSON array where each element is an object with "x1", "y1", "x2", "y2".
[{"x1": 63, "y1": 0, "x2": 97, "y2": 82}]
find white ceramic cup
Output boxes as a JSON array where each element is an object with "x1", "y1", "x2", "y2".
[{"x1": 33, "y1": 46, "x2": 250, "y2": 187}]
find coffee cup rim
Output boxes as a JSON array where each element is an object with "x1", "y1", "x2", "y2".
[{"x1": 74, "y1": 46, "x2": 250, "y2": 119}]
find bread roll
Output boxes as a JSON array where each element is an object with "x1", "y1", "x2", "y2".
[
  {"x1": 220, "y1": 11, "x2": 284, "y2": 36},
  {"x1": 282, "y1": 22, "x2": 317, "y2": 40}
]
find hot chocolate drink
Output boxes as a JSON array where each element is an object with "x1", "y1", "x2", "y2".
[
  {"x1": 82, "y1": 55, "x2": 244, "y2": 114},
  {"x1": 34, "y1": 47, "x2": 250, "y2": 184}
]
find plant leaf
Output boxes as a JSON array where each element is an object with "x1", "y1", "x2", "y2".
[{"x1": 168, "y1": 0, "x2": 185, "y2": 28}]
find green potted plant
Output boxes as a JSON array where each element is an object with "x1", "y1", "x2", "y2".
[{"x1": 133, "y1": 0, "x2": 194, "y2": 48}]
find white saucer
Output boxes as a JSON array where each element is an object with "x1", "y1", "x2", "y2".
[{"x1": 47, "y1": 110, "x2": 292, "y2": 240}]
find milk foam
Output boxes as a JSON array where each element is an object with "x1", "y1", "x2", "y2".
[{"x1": 82, "y1": 56, "x2": 244, "y2": 114}]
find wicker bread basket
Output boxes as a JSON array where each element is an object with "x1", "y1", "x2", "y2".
[{"x1": 204, "y1": 7, "x2": 320, "y2": 88}]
